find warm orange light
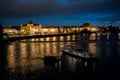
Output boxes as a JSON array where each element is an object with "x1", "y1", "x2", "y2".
[
  {"x1": 51, "y1": 29, "x2": 55, "y2": 32},
  {"x1": 91, "y1": 28, "x2": 97, "y2": 32},
  {"x1": 43, "y1": 28, "x2": 48, "y2": 32}
]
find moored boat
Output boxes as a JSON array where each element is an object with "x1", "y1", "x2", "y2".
[{"x1": 61, "y1": 44, "x2": 97, "y2": 61}]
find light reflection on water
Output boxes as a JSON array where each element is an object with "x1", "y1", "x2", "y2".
[
  {"x1": 5, "y1": 33, "x2": 120, "y2": 79},
  {"x1": 7, "y1": 44, "x2": 16, "y2": 70},
  {"x1": 88, "y1": 42, "x2": 98, "y2": 55},
  {"x1": 7, "y1": 41, "x2": 67, "y2": 72},
  {"x1": 89, "y1": 33, "x2": 96, "y2": 40}
]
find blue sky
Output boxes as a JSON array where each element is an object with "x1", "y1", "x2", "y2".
[{"x1": 0, "y1": 0, "x2": 120, "y2": 26}]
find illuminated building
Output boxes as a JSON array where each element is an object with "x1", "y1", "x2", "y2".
[
  {"x1": 20, "y1": 21, "x2": 42, "y2": 35},
  {"x1": 20, "y1": 21, "x2": 59, "y2": 35},
  {"x1": 3, "y1": 21, "x2": 101, "y2": 37},
  {"x1": 81, "y1": 25, "x2": 100, "y2": 33},
  {"x1": 3, "y1": 26, "x2": 20, "y2": 37},
  {"x1": 41, "y1": 26, "x2": 58, "y2": 35}
]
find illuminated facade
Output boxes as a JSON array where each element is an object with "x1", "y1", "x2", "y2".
[
  {"x1": 3, "y1": 21, "x2": 101, "y2": 37},
  {"x1": 41, "y1": 27, "x2": 58, "y2": 35},
  {"x1": 20, "y1": 21, "x2": 59, "y2": 35},
  {"x1": 81, "y1": 25, "x2": 100, "y2": 32},
  {"x1": 20, "y1": 21, "x2": 42, "y2": 35},
  {"x1": 3, "y1": 26, "x2": 20, "y2": 36}
]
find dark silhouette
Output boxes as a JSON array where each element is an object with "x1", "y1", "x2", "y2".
[
  {"x1": 0, "y1": 24, "x2": 8, "y2": 80},
  {"x1": 82, "y1": 23, "x2": 90, "y2": 27},
  {"x1": 0, "y1": 24, "x2": 9, "y2": 43},
  {"x1": 0, "y1": 24, "x2": 3, "y2": 41}
]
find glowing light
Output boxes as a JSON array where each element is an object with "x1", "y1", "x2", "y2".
[
  {"x1": 21, "y1": 30, "x2": 24, "y2": 32},
  {"x1": 3, "y1": 35, "x2": 8, "y2": 40},
  {"x1": 7, "y1": 45, "x2": 16, "y2": 69},
  {"x1": 43, "y1": 29, "x2": 48, "y2": 32},
  {"x1": 53, "y1": 37, "x2": 56, "y2": 41},
  {"x1": 88, "y1": 42, "x2": 97, "y2": 55},
  {"x1": 46, "y1": 37, "x2": 50, "y2": 41},
  {"x1": 72, "y1": 35, "x2": 76, "y2": 40},
  {"x1": 35, "y1": 38, "x2": 39, "y2": 41},
  {"x1": 51, "y1": 29, "x2": 55, "y2": 32},
  {"x1": 31, "y1": 39, "x2": 35, "y2": 41},
  {"x1": 60, "y1": 36, "x2": 64, "y2": 41},
  {"x1": 91, "y1": 28, "x2": 97, "y2": 32},
  {"x1": 40, "y1": 38, "x2": 44, "y2": 41},
  {"x1": 90, "y1": 33, "x2": 96, "y2": 40},
  {"x1": 67, "y1": 36, "x2": 71, "y2": 41}
]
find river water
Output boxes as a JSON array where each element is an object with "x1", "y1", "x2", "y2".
[{"x1": 0, "y1": 33, "x2": 120, "y2": 80}]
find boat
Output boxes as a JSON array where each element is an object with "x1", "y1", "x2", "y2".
[{"x1": 61, "y1": 44, "x2": 97, "y2": 61}]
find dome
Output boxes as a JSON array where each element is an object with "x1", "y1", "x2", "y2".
[{"x1": 28, "y1": 21, "x2": 33, "y2": 24}]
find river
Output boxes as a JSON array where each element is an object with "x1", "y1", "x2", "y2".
[{"x1": 0, "y1": 33, "x2": 120, "y2": 80}]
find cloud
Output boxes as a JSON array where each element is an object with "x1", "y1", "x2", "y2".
[
  {"x1": 0, "y1": 0, "x2": 120, "y2": 19},
  {"x1": 0, "y1": 0, "x2": 64, "y2": 18}
]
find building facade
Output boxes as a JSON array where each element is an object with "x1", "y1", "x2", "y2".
[
  {"x1": 3, "y1": 26, "x2": 20, "y2": 37},
  {"x1": 20, "y1": 21, "x2": 42, "y2": 35},
  {"x1": 3, "y1": 21, "x2": 101, "y2": 37}
]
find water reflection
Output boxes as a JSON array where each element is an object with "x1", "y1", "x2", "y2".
[
  {"x1": 4, "y1": 33, "x2": 120, "y2": 79},
  {"x1": 61, "y1": 54, "x2": 97, "y2": 80},
  {"x1": 7, "y1": 39, "x2": 89, "y2": 74},
  {"x1": 7, "y1": 41, "x2": 69, "y2": 73},
  {"x1": 7, "y1": 44, "x2": 16, "y2": 70},
  {"x1": 88, "y1": 42, "x2": 99, "y2": 55},
  {"x1": 90, "y1": 33, "x2": 96, "y2": 40}
]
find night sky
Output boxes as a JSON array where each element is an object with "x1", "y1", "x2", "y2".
[{"x1": 0, "y1": 0, "x2": 120, "y2": 26}]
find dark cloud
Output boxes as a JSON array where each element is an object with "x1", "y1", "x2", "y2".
[
  {"x1": 0, "y1": 0, "x2": 64, "y2": 18},
  {"x1": 0, "y1": 0, "x2": 120, "y2": 18},
  {"x1": 0, "y1": 0, "x2": 120, "y2": 26},
  {"x1": 67, "y1": 0, "x2": 120, "y2": 13}
]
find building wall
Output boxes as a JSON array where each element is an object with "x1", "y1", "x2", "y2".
[
  {"x1": 20, "y1": 23, "x2": 42, "y2": 35},
  {"x1": 3, "y1": 21, "x2": 101, "y2": 36},
  {"x1": 3, "y1": 27, "x2": 19, "y2": 36}
]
